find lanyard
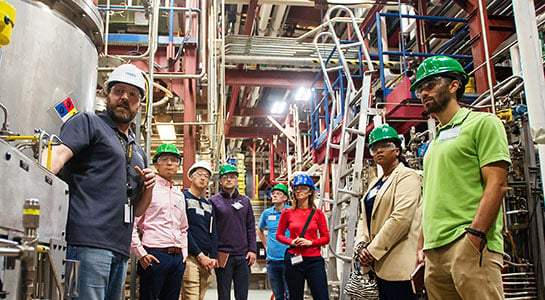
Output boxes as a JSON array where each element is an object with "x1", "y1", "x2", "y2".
[
  {"x1": 115, "y1": 131, "x2": 133, "y2": 165},
  {"x1": 116, "y1": 131, "x2": 134, "y2": 205}
]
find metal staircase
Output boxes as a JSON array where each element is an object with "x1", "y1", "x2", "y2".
[{"x1": 313, "y1": 6, "x2": 375, "y2": 299}]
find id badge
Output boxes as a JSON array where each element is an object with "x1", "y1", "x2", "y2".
[
  {"x1": 368, "y1": 186, "x2": 378, "y2": 199},
  {"x1": 291, "y1": 254, "x2": 303, "y2": 265},
  {"x1": 174, "y1": 201, "x2": 184, "y2": 211},
  {"x1": 124, "y1": 204, "x2": 133, "y2": 224},
  {"x1": 195, "y1": 208, "x2": 205, "y2": 216},
  {"x1": 438, "y1": 126, "x2": 461, "y2": 141},
  {"x1": 268, "y1": 215, "x2": 277, "y2": 221},
  {"x1": 232, "y1": 202, "x2": 243, "y2": 210}
]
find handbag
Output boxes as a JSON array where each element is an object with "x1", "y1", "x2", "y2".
[{"x1": 343, "y1": 242, "x2": 379, "y2": 299}]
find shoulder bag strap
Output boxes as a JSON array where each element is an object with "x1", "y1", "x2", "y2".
[{"x1": 299, "y1": 209, "x2": 316, "y2": 238}]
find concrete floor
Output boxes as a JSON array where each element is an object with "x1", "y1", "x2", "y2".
[{"x1": 203, "y1": 288, "x2": 273, "y2": 300}]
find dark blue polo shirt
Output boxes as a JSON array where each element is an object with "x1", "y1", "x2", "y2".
[{"x1": 59, "y1": 110, "x2": 147, "y2": 257}]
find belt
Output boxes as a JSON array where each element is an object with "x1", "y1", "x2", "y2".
[{"x1": 147, "y1": 247, "x2": 183, "y2": 255}]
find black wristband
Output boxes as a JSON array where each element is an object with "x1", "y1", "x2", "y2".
[{"x1": 465, "y1": 227, "x2": 487, "y2": 239}]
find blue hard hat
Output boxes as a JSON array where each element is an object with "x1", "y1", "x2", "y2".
[{"x1": 291, "y1": 174, "x2": 315, "y2": 190}]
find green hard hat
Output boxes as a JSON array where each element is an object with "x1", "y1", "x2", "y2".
[
  {"x1": 219, "y1": 164, "x2": 238, "y2": 177},
  {"x1": 153, "y1": 143, "x2": 181, "y2": 163},
  {"x1": 410, "y1": 55, "x2": 468, "y2": 91},
  {"x1": 369, "y1": 125, "x2": 401, "y2": 146},
  {"x1": 271, "y1": 183, "x2": 289, "y2": 197}
]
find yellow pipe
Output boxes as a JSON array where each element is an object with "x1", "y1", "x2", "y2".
[
  {"x1": 153, "y1": 82, "x2": 174, "y2": 98},
  {"x1": 46, "y1": 141, "x2": 53, "y2": 170},
  {"x1": 3, "y1": 135, "x2": 39, "y2": 141},
  {"x1": 255, "y1": 174, "x2": 259, "y2": 200}
]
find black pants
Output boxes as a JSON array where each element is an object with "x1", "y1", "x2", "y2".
[
  {"x1": 137, "y1": 249, "x2": 185, "y2": 300},
  {"x1": 377, "y1": 277, "x2": 418, "y2": 300},
  {"x1": 215, "y1": 255, "x2": 250, "y2": 300},
  {"x1": 284, "y1": 253, "x2": 329, "y2": 300}
]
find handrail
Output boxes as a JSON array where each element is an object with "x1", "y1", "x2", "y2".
[{"x1": 326, "y1": 5, "x2": 375, "y2": 72}]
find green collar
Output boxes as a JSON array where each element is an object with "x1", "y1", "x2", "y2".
[{"x1": 437, "y1": 108, "x2": 470, "y2": 131}]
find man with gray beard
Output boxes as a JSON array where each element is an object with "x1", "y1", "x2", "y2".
[{"x1": 48, "y1": 64, "x2": 156, "y2": 300}]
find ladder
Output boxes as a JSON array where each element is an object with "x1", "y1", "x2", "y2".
[{"x1": 313, "y1": 6, "x2": 375, "y2": 299}]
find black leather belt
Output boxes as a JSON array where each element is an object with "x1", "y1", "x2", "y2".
[{"x1": 148, "y1": 247, "x2": 182, "y2": 255}]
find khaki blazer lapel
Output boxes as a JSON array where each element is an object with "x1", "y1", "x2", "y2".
[{"x1": 371, "y1": 163, "x2": 405, "y2": 219}]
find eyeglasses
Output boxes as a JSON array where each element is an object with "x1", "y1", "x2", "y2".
[
  {"x1": 111, "y1": 86, "x2": 141, "y2": 102},
  {"x1": 271, "y1": 191, "x2": 286, "y2": 197},
  {"x1": 415, "y1": 77, "x2": 447, "y2": 98},
  {"x1": 158, "y1": 156, "x2": 180, "y2": 164},
  {"x1": 293, "y1": 186, "x2": 311, "y2": 192},
  {"x1": 369, "y1": 141, "x2": 398, "y2": 156},
  {"x1": 193, "y1": 171, "x2": 210, "y2": 179}
]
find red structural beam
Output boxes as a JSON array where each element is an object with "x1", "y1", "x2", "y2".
[
  {"x1": 453, "y1": 0, "x2": 515, "y2": 93},
  {"x1": 226, "y1": 70, "x2": 324, "y2": 88},
  {"x1": 224, "y1": 0, "x2": 257, "y2": 137},
  {"x1": 182, "y1": 46, "x2": 198, "y2": 188},
  {"x1": 234, "y1": 107, "x2": 283, "y2": 118},
  {"x1": 224, "y1": 86, "x2": 240, "y2": 137},
  {"x1": 227, "y1": 126, "x2": 279, "y2": 138},
  {"x1": 244, "y1": 0, "x2": 258, "y2": 35}
]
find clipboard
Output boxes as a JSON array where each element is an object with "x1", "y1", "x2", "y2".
[
  {"x1": 410, "y1": 263, "x2": 425, "y2": 294},
  {"x1": 217, "y1": 251, "x2": 229, "y2": 268}
]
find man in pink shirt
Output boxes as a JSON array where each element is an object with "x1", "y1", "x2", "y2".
[{"x1": 131, "y1": 143, "x2": 189, "y2": 300}]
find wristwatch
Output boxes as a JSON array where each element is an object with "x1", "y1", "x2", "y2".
[
  {"x1": 465, "y1": 227, "x2": 486, "y2": 239},
  {"x1": 465, "y1": 227, "x2": 487, "y2": 267}
]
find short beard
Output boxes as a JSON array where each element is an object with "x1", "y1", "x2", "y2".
[
  {"x1": 106, "y1": 102, "x2": 137, "y2": 124},
  {"x1": 424, "y1": 85, "x2": 451, "y2": 114}
]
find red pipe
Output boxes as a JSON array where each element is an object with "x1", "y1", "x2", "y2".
[{"x1": 269, "y1": 139, "x2": 276, "y2": 185}]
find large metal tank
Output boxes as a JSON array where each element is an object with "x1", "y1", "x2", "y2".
[
  {"x1": 0, "y1": 1, "x2": 103, "y2": 298},
  {"x1": 0, "y1": 0, "x2": 103, "y2": 136}
]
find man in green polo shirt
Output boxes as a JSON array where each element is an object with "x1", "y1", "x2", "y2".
[{"x1": 412, "y1": 56, "x2": 511, "y2": 299}]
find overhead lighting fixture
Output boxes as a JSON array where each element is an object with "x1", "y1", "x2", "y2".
[
  {"x1": 156, "y1": 121, "x2": 177, "y2": 142},
  {"x1": 294, "y1": 87, "x2": 312, "y2": 102},
  {"x1": 270, "y1": 100, "x2": 287, "y2": 114}
]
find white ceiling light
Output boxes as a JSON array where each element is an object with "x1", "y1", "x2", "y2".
[
  {"x1": 156, "y1": 121, "x2": 177, "y2": 142},
  {"x1": 294, "y1": 87, "x2": 312, "y2": 102},
  {"x1": 270, "y1": 100, "x2": 287, "y2": 114}
]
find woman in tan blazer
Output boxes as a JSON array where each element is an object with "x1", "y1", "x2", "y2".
[{"x1": 354, "y1": 125, "x2": 422, "y2": 300}]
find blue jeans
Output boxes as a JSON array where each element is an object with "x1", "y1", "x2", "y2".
[
  {"x1": 377, "y1": 277, "x2": 418, "y2": 300},
  {"x1": 267, "y1": 260, "x2": 289, "y2": 300},
  {"x1": 137, "y1": 249, "x2": 186, "y2": 300},
  {"x1": 66, "y1": 245, "x2": 128, "y2": 300},
  {"x1": 215, "y1": 255, "x2": 250, "y2": 300},
  {"x1": 284, "y1": 253, "x2": 329, "y2": 300}
]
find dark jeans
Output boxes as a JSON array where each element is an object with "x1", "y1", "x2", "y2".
[
  {"x1": 137, "y1": 249, "x2": 185, "y2": 300},
  {"x1": 267, "y1": 260, "x2": 289, "y2": 300},
  {"x1": 215, "y1": 254, "x2": 250, "y2": 300},
  {"x1": 284, "y1": 253, "x2": 329, "y2": 300},
  {"x1": 377, "y1": 277, "x2": 418, "y2": 300}
]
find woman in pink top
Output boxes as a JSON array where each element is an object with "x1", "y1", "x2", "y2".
[{"x1": 276, "y1": 173, "x2": 330, "y2": 300}]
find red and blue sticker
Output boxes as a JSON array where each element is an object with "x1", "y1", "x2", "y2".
[{"x1": 54, "y1": 97, "x2": 78, "y2": 122}]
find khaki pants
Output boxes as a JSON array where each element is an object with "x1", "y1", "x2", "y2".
[
  {"x1": 181, "y1": 256, "x2": 212, "y2": 300},
  {"x1": 424, "y1": 234, "x2": 504, "y2": 300}
]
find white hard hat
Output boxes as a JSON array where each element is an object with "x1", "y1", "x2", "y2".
[
  {"x1": 105, "y1": 64, "x2": 146, "y2": 97},
  {"x1": 188, "y1": 161, "x2": 212, "y2": 179}
]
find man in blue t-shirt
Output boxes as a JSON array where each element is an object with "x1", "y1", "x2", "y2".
[
  {"x1": 257, "y1": 183, "x2": 291, "y2": 300},
  {"x1": 48, "y1": 64, "x2": 156, "y2": 299}
]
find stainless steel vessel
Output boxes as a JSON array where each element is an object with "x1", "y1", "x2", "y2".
[
  {"x1": 0, "y1": 1, "x2": 103, "y2": 298},
  {"x1": 0, "y1": 0, "x2": 103, "y2": 136}
]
